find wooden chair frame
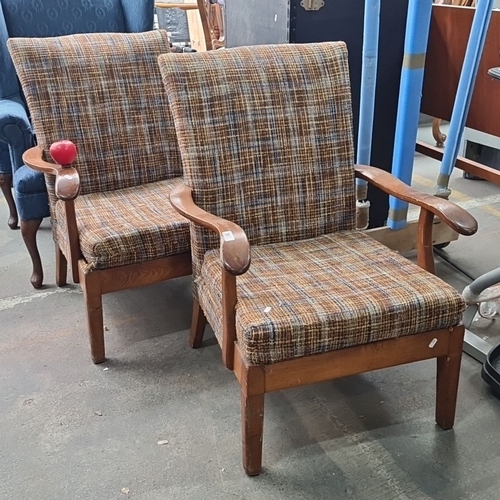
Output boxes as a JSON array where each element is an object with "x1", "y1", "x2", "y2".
[
  {"x1": 155, "y1": 1, "x2": 224, "y2": 51},
  {"x1": 24, "y1": 147, "x2": 192, "y2": 364},
  {"x1": 170, "y1": 164, "x2": 477, "y2": 475}
]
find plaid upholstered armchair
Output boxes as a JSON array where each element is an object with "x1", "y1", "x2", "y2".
[
  {"x1": 0, "y1": 0, "x2": 155, "y2": 289},
  {"x1": 158, "y1": 43, "x2": 478, "y2": 475},
  {"x1": 8, "y1": 31, "x2": 190, "y2": 363}
]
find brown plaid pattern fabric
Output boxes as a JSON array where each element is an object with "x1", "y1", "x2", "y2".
[
  {"x1": 55, "y1": 179, "x2": 190, "y2": 271},
  {"x1": 200, "y1": 231, "x2": 465, "y2": 365},
  {"x1": 158, "y1": 43, "x2": 356, "y2": 299},
  {"x1": 8, "y1": 31, "x2": 181, "y2": 230}
]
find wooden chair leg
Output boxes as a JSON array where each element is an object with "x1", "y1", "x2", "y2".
[
  {"x1": 190, "y1": 298, "x2": 207, "y2": 348},
  {"x1": 436, "y1": 326, "x2": 465, "y2": 430},
  {"x1": 81, "y1": 269, "x2": 105, "y2": 364},
  {"x1": 432, "y1": 118, "x2": 447, "y2": 148},
  {"x1": 20, "y1": 218, "x2": 43, "y2": 289},
  {"x1": 0, "y1": 173, "x2": 18, "y2": 229},
  {"x1": 241, "y1": 364, "x2": 266, "y2": 476},
  {"x1": 55, "y1": 243, "x2": 67, "y2": 287}
]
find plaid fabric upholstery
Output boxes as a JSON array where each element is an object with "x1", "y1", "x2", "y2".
[
  {"x1": 55, "y1": 179, "x2": 190, "y2": 271},
  {"x1": 8, "y1": 31, "x2": 181, "y2": 235},
  {"x1": 158, "y1": 43, "x2": 356, "y2": 299},
  {"x1": 200, "y1": 231, "x2": 466, "y2": 365}
]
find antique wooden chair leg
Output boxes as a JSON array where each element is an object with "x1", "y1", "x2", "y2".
[
  {"x1": 241, "y1": 364, "x2": 266, "y2": 476},
  {"x1": 55, "y1": 243, "x2": 67, "y2": 287},
  {"x1": 435, "y1": 326, "x2": 465, "y2": 430},
  {"x1": 0, "y1": 174, "x2": 19, "y2": 229},
  {"x1": 81, "y1": 268, "x2": 105, "y2": 364},
  {"x1": 190, "y1": 298, "x2": 207, "y2": 348},
  {"x1": 20, "y1": 218, "x2": 43, "y2": 289},
  {"x1": 432, "y1": 118, "x2": 447, "y2": 148}
]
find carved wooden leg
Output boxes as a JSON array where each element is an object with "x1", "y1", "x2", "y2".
[
  {"x1": 190, "y1": 298, "x2": 207, "y2": 348},
  {"x1": 436, "y1": 326, "x2": 465, "y2": 430},
  {"x1": 241, "y1": 362, "x2": 266, "y2": 476},
  {"x1": 81, "y1": 269, "x2": 105, "y2": 364},
  {"x1": 0, "y1": 174, "x2": 18, "y2": 229},
  {"x1": 20, "y1": 219, "x2": 43, "y2": 289},
  {"x1": 55, "y1": 243, "x2": 67, "y2": 287},
  {"x1": 432, "y1": 118, "x2": 447, "y2": 148}
]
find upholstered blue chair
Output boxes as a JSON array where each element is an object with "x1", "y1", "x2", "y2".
[{"x1": 0, "y1": 0, "x2": 154, "y2": 288}]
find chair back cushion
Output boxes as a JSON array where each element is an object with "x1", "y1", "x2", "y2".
[
  {"x1": 8, "y1": 30, "x2": 182, "y2": 205},
  {"x1": 158, "y1": 42, "x2": 356, "y2": 287}
]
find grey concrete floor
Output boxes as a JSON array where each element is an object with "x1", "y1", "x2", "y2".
[{"x1": 2, "y1": 132, "x2": 500, "y2": 499}]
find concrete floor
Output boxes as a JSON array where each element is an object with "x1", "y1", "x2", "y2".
[{"x1": 2, "y1": 131, "x2": 500, "y2": 499}]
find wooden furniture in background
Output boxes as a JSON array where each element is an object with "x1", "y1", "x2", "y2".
[
  {"x1": 430, "y1": 0, "x2": 476, "y2": 147},
  {"x1": 419, "y1": 4, "x2": 500, "y2": 181},
  {"x1": 155, "y1": 0, "x2": 224, "y2": 51}
]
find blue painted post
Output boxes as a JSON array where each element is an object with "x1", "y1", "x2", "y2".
[
  {"x1": 356, "y1": 0, "x2": 380, "y2": 229},
  {"x1": 435, "y1": 0, "x2": 494, "y2": 198},
  {"x1": 357, "y1": 0, "x2": 380, "y2": 168},
  {"x1": 387, "y1": 0, "x2": 434, "y2": 230}
]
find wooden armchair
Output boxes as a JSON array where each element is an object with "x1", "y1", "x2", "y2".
[
  {"x1": 158, "y1": 42, "x2": 477, "y2": 475},
  {"x1": 8, "y1": 31, "x2": 191, "y2": 363}
]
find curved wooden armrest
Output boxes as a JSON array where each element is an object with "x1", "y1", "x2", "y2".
[
  {"x1": 23, "y1": 146, "x2": 80, "y2": 200},
  {"x1": 170, "y1": 183, "x2": 251, "y2": 275},
  {"x1": 355, "y1": 164, "x2": 478, "y2": 236}
]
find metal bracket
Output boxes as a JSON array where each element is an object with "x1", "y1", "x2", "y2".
[{"x1": 300, "y1": 0, "x2": 325, "y2": 11}]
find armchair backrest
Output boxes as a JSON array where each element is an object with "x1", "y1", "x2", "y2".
[
  {"x1": 8, "y1": 30, "x2": 181, "y2": 203},
  {"x1": 0, "y1": 0, "x2": 154, "y2": 98},
  {"x1": 159, "y1": 42, "x2": 356, "y2": 286}
]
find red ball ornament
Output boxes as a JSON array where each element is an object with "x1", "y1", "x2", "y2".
[{"x1": 50, "y1": 140, "x2": 77, "y2": 167}]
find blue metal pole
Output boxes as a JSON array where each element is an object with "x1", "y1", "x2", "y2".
[
  {"x1": 355, "y1": 0, "x2": 380, "y2": 229},
  {"x1": 356, "y1": 0, "x2": 381, "y2": 170},
  {"x1": 435, "y1": 0, "x2": 494, "y2": 198},
  {"x1": 387, "y1": 0, "x2": 433, "y2": 230}
]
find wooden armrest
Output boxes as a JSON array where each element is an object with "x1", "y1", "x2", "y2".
[
  {"x1": 355, "y1": 164, "x2": 478, "y2": 236},
  {"x1": 23, "y1": 146, "x2": 80, "y2": 200},
  {"x1": 170, "y1": 183, "x2": 251, "y2": 275}
]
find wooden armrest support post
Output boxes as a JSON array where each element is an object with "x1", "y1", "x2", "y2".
[
  {"x1": 356, "y1": 164, "x2": 477, "y2": 274},
  {"x1": 170, "y1": 182, "x2": 249, "y2": 371},
  {"x1": 355, "y1": 164, "x2": 478, "y2": 236},
  {"x1": 169, "y1": 183, "x2": 251, "y2": 275},
  {"x1": 23, "y1": 146, "x2": 82, "y2": 271}
]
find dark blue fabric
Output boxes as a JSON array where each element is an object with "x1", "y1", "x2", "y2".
[
  {"x1": 0, "y1": 0, "x2": 154, "y2": 221},
  {"x1": 0, "y1": 140, "x2": 10, "y2": 174},
  {"x1": 121, "y1": 0, "x2": 154, "y2": 33},
  {"x1": 14, "y1": 164, "x2": 47, "y2": 193},
  {"x1": 0, "y1": 96, "x2": 31, "y2": 146},
  {"x1": 12, "y1": 146, "x2": 49, "y2": 221},
  {"x1": 0, "y1": 2, "x2": 19, "y2": 99},
  {"x1": 2, "y1": 0, "x2": 126, "y2": 37}
]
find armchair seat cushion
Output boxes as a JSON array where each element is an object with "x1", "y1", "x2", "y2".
[
  {"x1": 54, "y1": 178, "x2": 190, "y2": 271},
  {"x1": 199, "y1": 231, "x2": 466, "y2": 365}
]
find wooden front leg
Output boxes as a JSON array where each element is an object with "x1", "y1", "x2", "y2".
[{"x1": 436, "y1": 325, "x2": 465, "y2": 430}]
